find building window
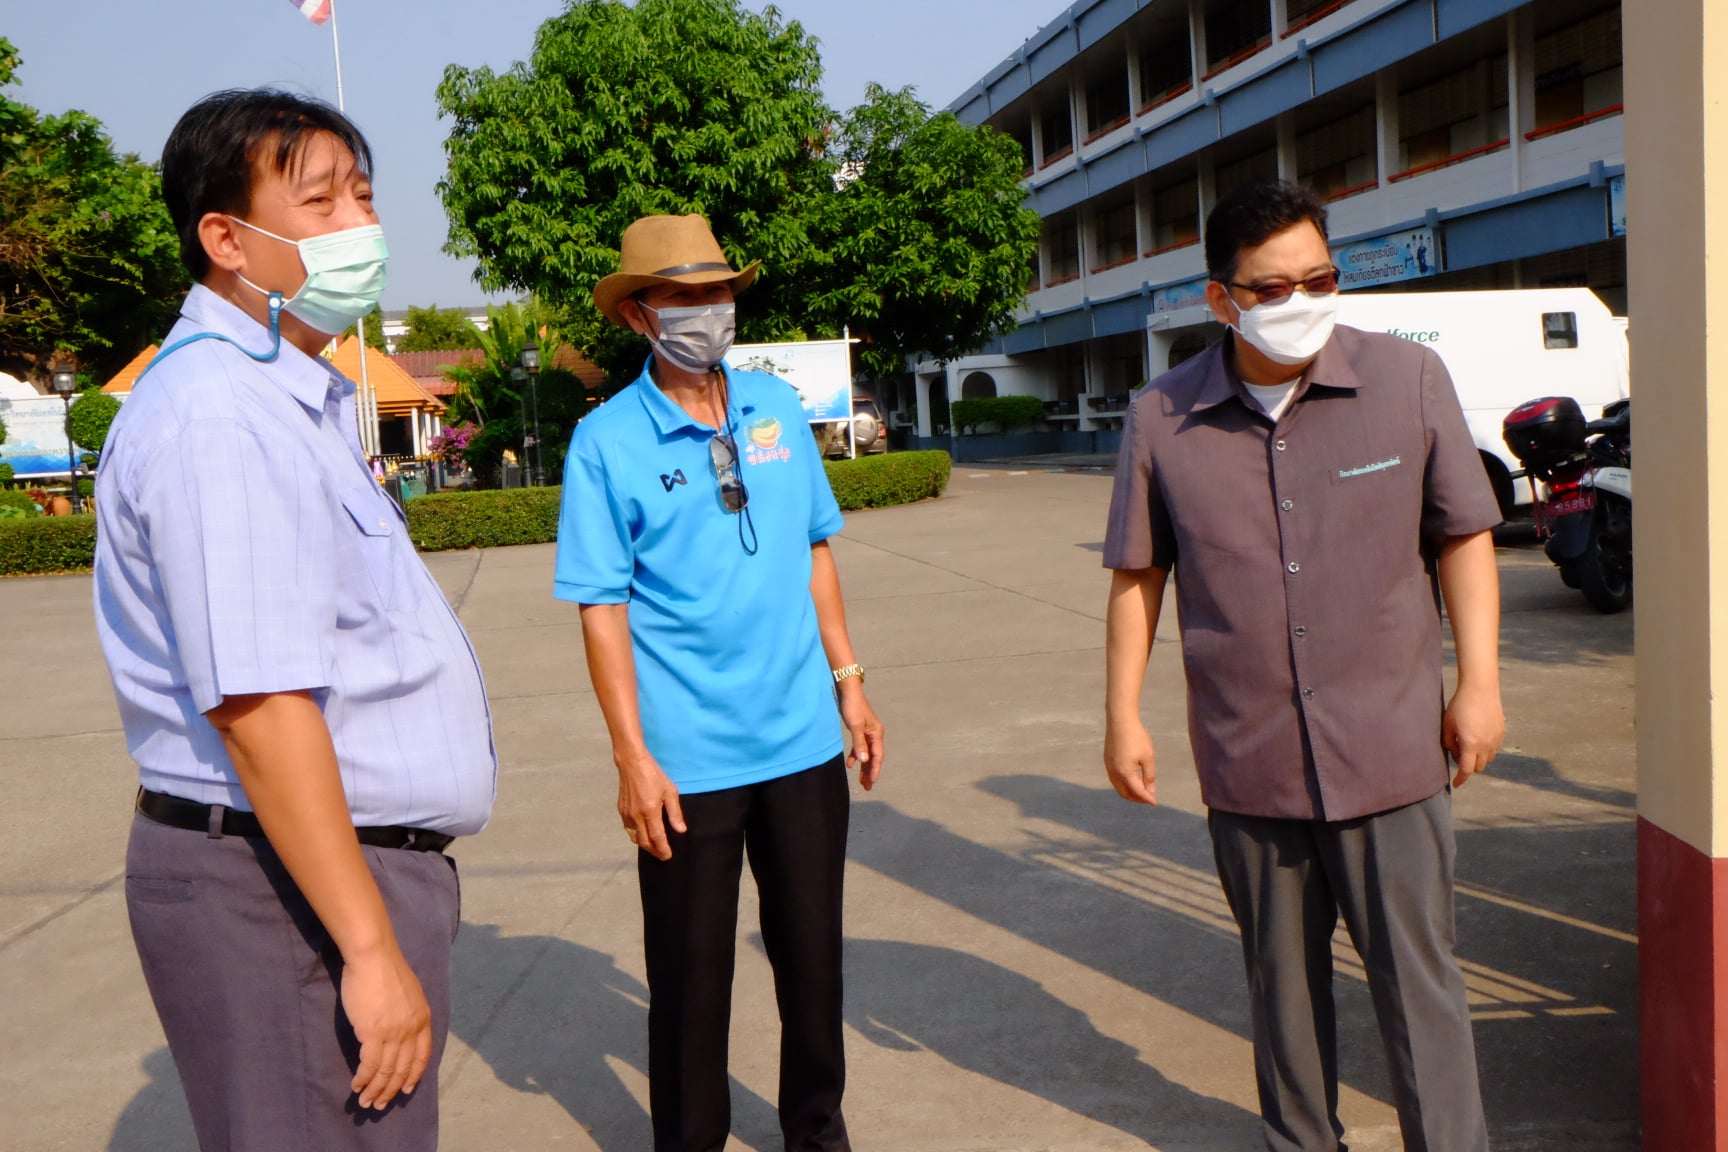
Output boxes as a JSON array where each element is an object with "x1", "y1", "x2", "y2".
[
  {"x1": 1040, "y1": 94, "x2": 1075, "y2": 165},
  {"x1": 1297, "y1": 107, "x2": 1377, "y2": 199},
  {"x1": 1217, "y1": 146, "x2": 1279, "y2": 200},
  {"x1": 1092, "y1": 195, "x2": 1139, "y2": 271},
  {"x1": 1532, "y1": 7, "x2": 1623, "y2": 137},
  {"x1": 1397, "y1": 55, "x2": 1510, "y2": 176},
  {"x1": 961, "y1": 372, "x2": 998, "y2": 400},
  {"x1": 1004, "y1": 117, "x2": 1034, "y2": 177},
  {"x1": 1046, "y1": 212, "x2": 1081, "y2": 284},
  {"x1": 1086, "y1": 67, "x2": 1131, "y2": 140},
  {"x1": 1204, "y1": 0, "x2": 1272, "y2": 76},
  {"x1": 1138, "y1": 31, "x2": 1193, "y2": 112},
  {"x1": 1148, "y1": 179, "x2": 1200, "y2": 254}
]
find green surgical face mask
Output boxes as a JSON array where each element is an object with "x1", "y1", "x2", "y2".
[{"x1": 229, "y1": 216, "x2": 390, "y2": 335}]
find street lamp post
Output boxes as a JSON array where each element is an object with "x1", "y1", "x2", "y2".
[
  {"x1": 521, "y1": 338, "x2": 544, "y2": 488},
  {"x1": 48, "y1": 364, "x2": 81, "y2": 514},
  {"x1": 509, "y1": 365, "x2": 528, "y2": 489}
]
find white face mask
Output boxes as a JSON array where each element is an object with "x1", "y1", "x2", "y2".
[
  {"x1": 640, "y1": 301, "x2": 737, "y2": 373},
  {"x1": 1231, "y1": 290, "x2": 1340, "y2": 366},
  {"x1": 229, "y1": 216, "x2": 390, "y2": 335}
]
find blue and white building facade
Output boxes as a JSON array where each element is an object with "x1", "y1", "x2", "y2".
[{"x1": 908, "y1": 0, "x2": 1625, "y2": 448}]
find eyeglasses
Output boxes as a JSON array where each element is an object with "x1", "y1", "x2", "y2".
[
  {"x1": 709, "y1": 433, "x2": 749, "y2": 514},
  {"x1": 1224, "y1": 266, "x2": 1342, "y2": 305}
]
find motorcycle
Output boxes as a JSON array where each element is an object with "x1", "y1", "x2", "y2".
[{"x1": 1502, "y1": 396, "x2": 1632, "y2": 613}]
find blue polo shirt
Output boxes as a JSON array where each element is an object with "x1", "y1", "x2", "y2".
[{"x1": 553, "y1": 361, "x2": 846, "y2": 793}]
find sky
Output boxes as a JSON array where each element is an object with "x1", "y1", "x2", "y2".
[{"x1": 8, "y1": 0, "x2": 1066, "y2": 311}]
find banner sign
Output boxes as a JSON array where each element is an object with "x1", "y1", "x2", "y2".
[
  {"x1": 1334, "y1": 228, "x2": 1441, "y2": 288},
  {"x1": 725, "y1": 339, "x2": 855, "y2": 423},
  {"x1": 0, "y1": 395, "x2": 104, "y2": 477},
  {"x1": 1151, "y1": 276, "x2": 1210, "y2": 315}
]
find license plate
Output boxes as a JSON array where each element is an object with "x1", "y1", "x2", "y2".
[{"x1": 1543, "y1": 490, "x2": 1596, "y2": 519}]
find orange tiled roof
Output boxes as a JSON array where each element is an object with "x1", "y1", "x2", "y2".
[
  {"x1": 329, "y1": 338, "x2": 447, "y2": 415},
  {"x1": 103, "y1": 344, "x2": 160, "y2": 393}
]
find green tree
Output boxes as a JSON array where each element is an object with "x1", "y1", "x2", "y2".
[
  {"x1": 809, "y1": 85, "x2": 1041, "y2": 378},
  {"x1": 444, "y1": 301, "x2": 594, "y2": 486},
  {"x1": 341, "y1": 305, "x2": 388, "y2": 351},
  {"x1": 0, "y1": 39, "x2": 187, "y2": 381},
  {"x1": 437, "y1": 0, "x2": 833, "y2": 384},
  {"x1": 65, "y1": 388, "x2": 123, "y2": 461},
  {"x1": 397, "y1": 305, "x2": 482, "y2": 353}
]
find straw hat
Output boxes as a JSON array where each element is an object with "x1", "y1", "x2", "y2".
[{"x1": 592, "y1": 214, "x2": 761, "y2": 328}]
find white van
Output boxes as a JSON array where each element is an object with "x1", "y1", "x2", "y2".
[{"x1": 1335, "y1": 288, "x2": 1629, "y2": 515}]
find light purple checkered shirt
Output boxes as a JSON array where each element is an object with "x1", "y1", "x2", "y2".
[{"x1": 93, "y1": 285, "x2": 496, "y2": 835}]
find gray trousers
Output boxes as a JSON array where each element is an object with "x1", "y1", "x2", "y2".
[
  {"x1": 125, "y1": 813, "x2": 460, "y2": 1152},
  {"x1": 1208, "y1": 790, "x2": 1487, "y2": 1152}
]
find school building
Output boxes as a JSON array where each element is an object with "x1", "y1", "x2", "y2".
[{"x1": 903, "y1": 0, "x2": 1625, "y2": 449}]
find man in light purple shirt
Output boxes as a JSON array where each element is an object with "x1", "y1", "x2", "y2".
[{"x1": 94, "y1": 89, "x2": 495, "y2": 1150}]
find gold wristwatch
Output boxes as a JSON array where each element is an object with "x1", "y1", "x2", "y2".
[{"x1": 832, "y1": 663, "x2": 865, "y2": 685}]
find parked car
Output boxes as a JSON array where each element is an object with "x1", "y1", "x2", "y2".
[{"x1": 827, "y1": 397, "x2": 890, "y2": 458}]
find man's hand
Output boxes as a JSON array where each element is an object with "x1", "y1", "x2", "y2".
[
  {"x1": 343, "y1": 946, "x2": 434, "y2": 1109},
  {"x1": 1105, "y1": 718, "x2": 1158, "y2": 805},
  {"x1": 617, "y1": 751, "x2": 686, "y2": 861},
  {"x1": 1443, "y1": 682, "x2": 1505, "y2": 788},
  {"x1": 839, "y1": 682, "x2": 885, "y2": 790}
]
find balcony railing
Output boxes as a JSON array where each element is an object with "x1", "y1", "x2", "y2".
[
  {"x1": 1324, "y1": 178, "x2": 1380, "y2": 202},
  {"x1": 1282, "y1": 0, "x2": 1353, "y2": 39},
  {"x1": 1083, "y1": 115, "x2": 1131, "y2": 145},
  {"x1": 1089, "y1": 253, "x2": 1139, "y2": 274},
  {"x1": 1136, "y1": 81, "x2": 1194, "y2": 118},
  {"x1": 1388, "y1": 138, "x2": 1510, "y2": 182},
  {"x1": 1525, "y1": 104, "x2": 1623, "y2": 142},
  {"x1": 1143, "y1": 237, "x2": 1201, "y2": 258},
  {"x1": 1202, "y1": 37, "x2": 1272, "y2": 81}
]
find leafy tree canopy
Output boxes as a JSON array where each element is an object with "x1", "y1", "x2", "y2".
[
  {"x1": 397, "y1": 305, "x2": 483, "y2": 353},
  {"x1": 440, "y1": 0, "x2": 875, "y2": 385},
  {"x1": 0, "y1": 39, "x2": 188, "y2": 382}
]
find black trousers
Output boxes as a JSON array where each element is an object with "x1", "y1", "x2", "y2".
[{"x1": 638, "y1": 756, "x2": 851, "y2": 1152}]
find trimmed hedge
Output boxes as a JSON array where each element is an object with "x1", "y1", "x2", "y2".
[
  {"x1": 0, "y1": 489, "x2": 40, "y2": 517},
  {"x1": 406, "y1": 487, "x2": 562, "y2": 552},
  {"x1": 0, "y1": 514, "x2": 97, "y2": 576},
  {"x1": 951, "y1": 395, "x2": 1045, "y2": 435},
  {"x1": 822, "y1": 450, "x2": 951, "y2": 511}
]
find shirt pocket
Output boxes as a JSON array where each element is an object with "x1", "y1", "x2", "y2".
[{"x1": 338, "y1": 489, "x2": 403, "y2": 611}]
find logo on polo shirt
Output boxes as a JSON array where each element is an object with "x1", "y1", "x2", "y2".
[
  {"x1": 661, "y1": 469, "x2": 688, "y2": 491},
  {"x1": 744, "y1": 416, "x2": 791, "y2": 466}
]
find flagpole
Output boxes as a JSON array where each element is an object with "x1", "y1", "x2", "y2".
[{"x1": 327, "y1": 0, "x2": 379, "y2": 461}]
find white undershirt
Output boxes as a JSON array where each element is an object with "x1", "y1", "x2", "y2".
[{"x1": 1242, "y1": 379, "x2": 1299, "y2": 423}]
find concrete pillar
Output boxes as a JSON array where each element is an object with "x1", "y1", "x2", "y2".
[
  {"x1": 1188, "y1": 0, "x2": 1208, "y2": 84},
  {"x1": 1125, "y1": 37, "x2": 1142, "y2": 113},
  {"x1": 1375, "y1": 68, "x2": 1401, "y2": 185},
  {"x1": 1276, "y1": 112, "x2": 1298, "y2": 182},
  {"x1": 1626, "y1": 1, "x2": 1728, "y2": 1146},
  {"x1": 1506, "y1": 8, "x2": 1535, "y2": 195},
  {"x1": 1270, "y1": 0, "x2": 1287, "y2": 41}
]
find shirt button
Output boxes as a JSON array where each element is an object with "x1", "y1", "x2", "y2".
[
  {"x1": 1294, "y1": 626, "x2": 1307, "y2": 637},
  {"x1": 1287, "y1": 561, "x2": 1301, "y2": 574},
  {"x1": 378, "y1": 520, "x2": 389, "y2": 530},
  {"x1": 1275, "y1": 439, "x2": 1288, "y2": 452},
  {"x1": 1281, "y1": 499, "x2": 1294, "y2": 511},
  {"x1": 1302, "y1": 687, "x2": 1315, "y2": 700}
]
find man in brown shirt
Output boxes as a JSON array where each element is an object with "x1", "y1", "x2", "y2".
[{"x1": 1103, "y1": 180, "x2": 1504, "y2": 1151}]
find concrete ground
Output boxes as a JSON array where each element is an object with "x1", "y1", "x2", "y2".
[{"x1": 0, "y1": 468, "x2": 1637, "y2": 1151}]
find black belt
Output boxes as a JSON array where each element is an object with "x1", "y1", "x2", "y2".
[{"x1": 136, "y1": 789, "x2": 455, "y2": 854}]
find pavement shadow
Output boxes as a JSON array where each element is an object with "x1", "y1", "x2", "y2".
[
  {"x1": 108, "y1": 1047, "x2": 197, "y2": 1151},
  {"x1": 450, "y1": 922, "x2": 781, "y2": 1152},
  {"x1": 974, "y1": 774, "x2": 1639, "y2": 1132},
  {"x1": 1487, "y1": 751, "x2": 1635, "y2": 810},
  {"x1": 835, "y1": 935, "x2": 1261, "y2": 1142}
]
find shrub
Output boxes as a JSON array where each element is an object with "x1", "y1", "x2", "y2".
[
  {"x1": 0, "y1": 489, "x2": 39, "y2": 517},
  {"x1": 406, "y1": 486, "x2": 562, "y2": 551},
  {"x1": 950, "y1": 394, "x2": 1046, "y2": 435},
  {"x1": 0, "y1": 514, "x2": 97, "y2": 575},
  {"x1": 823, "y1": 450, "x2": 951, "y2": 511},
  {"x1": 66, "y1": 389, "x2": 123, "y2": 458}
]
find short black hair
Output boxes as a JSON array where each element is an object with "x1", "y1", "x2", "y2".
[
  {"x1": 1204, "y1": 179, "x2": 1329, "y2": 283},
  {"x1": 160, "y1": 89, "x2": 373, "y2": 281}
]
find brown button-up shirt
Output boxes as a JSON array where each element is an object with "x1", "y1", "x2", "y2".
[{"x1": 1104, "y1": 325, "x2": 1502, "y2": 822}]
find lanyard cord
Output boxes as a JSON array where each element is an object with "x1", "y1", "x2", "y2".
[{"x1": 137, "y1": 294, "x2": 286, "y2": 383}]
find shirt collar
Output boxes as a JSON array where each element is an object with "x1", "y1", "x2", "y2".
[
  {"x1": 179, "y1": 283, "x2": 346, "y2": 413},
  {"x1": 632, "y1": 357, "x2": 752, "y2": 437},
  {"x1": 1189, "y1": 330, "x2": 1362, "y2": 414}
]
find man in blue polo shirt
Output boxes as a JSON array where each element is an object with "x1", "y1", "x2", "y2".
[{"x1": 554, "y1": 214, "x2": 885, "y2": 1152}]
